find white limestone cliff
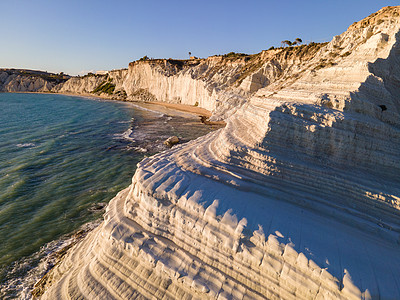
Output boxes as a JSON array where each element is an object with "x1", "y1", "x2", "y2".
[
  {"x1": 0, "y1": 70, "x2": 63, "y2": 92},
  {"x1": 53, "y1": 74, "x2": 106, "y2": 95},
  {"x1": 117, "y1": 47, "x2": 328, "y2": 120},
  {"x1": 47, "y1": 41, "x2": 327, "y2": 120},
  {"x1": 37, "y1": 6, "x2": 400, "y2": 299}
]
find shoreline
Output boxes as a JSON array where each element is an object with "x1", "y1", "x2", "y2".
[
  {"x1": 0, "y1": 91, "x2": 225, "y2": 298},
  {"x1": 5, "y1": 91, "x2": 226, "y2": 125}
]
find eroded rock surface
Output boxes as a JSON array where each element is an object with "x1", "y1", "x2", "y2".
[{"x1": 38, "y1": 6, "x2": 400, "y2": 299}]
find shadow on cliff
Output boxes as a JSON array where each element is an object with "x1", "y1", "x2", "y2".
[
  {"x1": 367, "y1": 30, "x2": 400, "y2": 116},
  {"x1": 258, "y1": 28, "x2": 400, "y2": 227},
  {"x1": 212, "y1": 30, "x2": 400, "y2": 297}
]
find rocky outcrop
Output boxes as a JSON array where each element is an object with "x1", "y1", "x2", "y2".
[
  {"x1": 38, "y1": 6, "x2": 400, "y2": 299},
  {"x1": 164, "y1": 136, "x2": 180, "y2": 147}
]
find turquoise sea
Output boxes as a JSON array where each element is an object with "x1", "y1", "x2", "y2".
[{"x1": 0, "y1": 93, "x2": 217, "y2": 298}]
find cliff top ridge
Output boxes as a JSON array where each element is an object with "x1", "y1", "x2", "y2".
[{"x1": 349, "y1": 5, "x2": 400, "y2": 30}]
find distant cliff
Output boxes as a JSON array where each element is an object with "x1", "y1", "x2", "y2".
[
  {"x1": 0, "y1": 69, "x2": 69, "y2": 93},
  {"x1": 1, "y1": 42, "x2": 329, "y2": 121},
  {"x1": 49, "y1": 44, "x2": 326, "y2": 120}
]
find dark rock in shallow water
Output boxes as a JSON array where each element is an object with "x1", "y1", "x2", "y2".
[
  {"x1": 164, "y1": 136, "x2": 179, "y2": 147},
  {"x1": 88, "y1": 202, "x2": 107, "y2": 212}
]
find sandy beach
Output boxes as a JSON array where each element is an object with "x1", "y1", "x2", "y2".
[
  {"x1": 18, "y1": 91, "x2": 226, "y2": 125},
  {"x1": 64, "y1": 91, "x2": 225, "y2": 125}
]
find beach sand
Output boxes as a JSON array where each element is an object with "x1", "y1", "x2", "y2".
[{"x1": 24, "y1": 91, "x2": 226, "y2": 125}]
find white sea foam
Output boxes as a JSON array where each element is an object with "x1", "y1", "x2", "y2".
[
  {"x1": 113, "y1": 128, "x2": 135, "y2": 142},
  {"x1": 117, "y1": 118, "x2": 134, "y2": 124},
  {"x1": 129, "y1": 103, "x2": 164, "y2": 117},
  {"x1": 0, "y1": 220, "x2": 101, "y2": 299},
  {"x1": 16, "y1": 143, "x2": 36, "y2": 148},
  {"x1": 135, "y1": 147, "x2": 148, "y2": 153}
]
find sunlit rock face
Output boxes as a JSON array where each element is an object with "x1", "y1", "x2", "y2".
[
  {"x1": 118, "y1": 44, "x2": 327, "y2": 120},
  {"x1": 41, "y1": 7, "x2": 400, "y2": 300},
  {"x1": 53, "y1": 75, "x2": 106, "y2": 94}
]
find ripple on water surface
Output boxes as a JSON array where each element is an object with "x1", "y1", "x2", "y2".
[{"x1": 0, "y1": 93, "x2": 222, "y2": 298}]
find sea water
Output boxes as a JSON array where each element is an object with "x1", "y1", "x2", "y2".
[{"x1": 0, "y1": 93, "x2": 219, "y2": 298}]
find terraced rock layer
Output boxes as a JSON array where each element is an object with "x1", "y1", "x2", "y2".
[{"x1": 39, "y1": 6, "x2": 400, "y2": 300}]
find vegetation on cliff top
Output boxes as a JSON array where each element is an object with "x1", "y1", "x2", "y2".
[{"x1": 1, "y1": 69, "x2": 70, "y2": 84}]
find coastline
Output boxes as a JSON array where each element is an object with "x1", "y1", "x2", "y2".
[
  {"x1": 5, "y1": 7, "x2": 400, "y2": 297},
  {"x1": 6, "y1": 91, "x2": 225, "y2": 125},
  {"x1": 0, "y1": 91, "x2": 225, "y2": 299},
  {"x1": 18, "y1": 91, "x2": 226, "y2": 297}
]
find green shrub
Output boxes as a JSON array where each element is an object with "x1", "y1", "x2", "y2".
[
  {"x1": 93, "y1": 81, "x2": 115, "y2": 95},
  {"x1": 115, "y1": 90, "x2": 127, "y2": 99},
  {"x1": 223, "y1": 52, "x2": 247, "y2": 58}
]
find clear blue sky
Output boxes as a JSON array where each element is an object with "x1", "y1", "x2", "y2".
[{"x1": 0, "y1": 1, "x2": 398, "y2": 75}]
